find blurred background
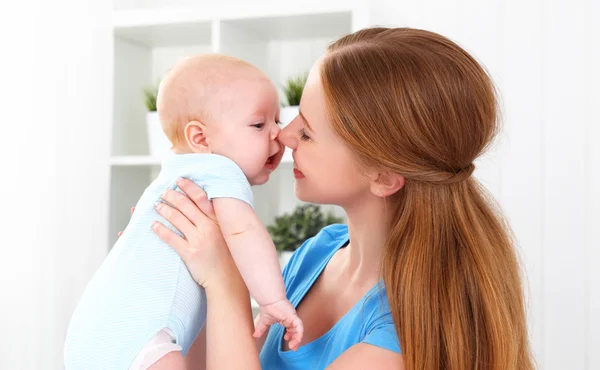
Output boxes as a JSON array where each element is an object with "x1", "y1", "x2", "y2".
[{"x1": 0, "y1": 0, "x2": 598, "y2": 369}]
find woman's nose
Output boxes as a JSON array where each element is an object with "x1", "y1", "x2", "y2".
[{"x1": 278, "y1": 122, "x2": 297, "y2": 150}]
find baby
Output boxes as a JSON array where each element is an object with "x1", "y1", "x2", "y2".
[{"x1": 64, "y1": 54, "x2": 303, "y2": 369}]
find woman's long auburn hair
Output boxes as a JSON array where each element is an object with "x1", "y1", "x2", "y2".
[{"x1": 321, "y1": 27, "x2": 536, "y2": 370}]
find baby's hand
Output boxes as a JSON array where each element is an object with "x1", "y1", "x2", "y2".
[{"x1": 253, "y1": 299, "x2": 303, "y2": 351}]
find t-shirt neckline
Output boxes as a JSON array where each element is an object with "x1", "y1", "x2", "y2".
[{"x1": 277, "y1": 234, "x2": 380, "y2": 357}]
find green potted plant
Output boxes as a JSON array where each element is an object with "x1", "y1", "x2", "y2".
[
  {"x1": 143, "y1": 80, "x2": 172, "y2": 158},
  {"x1": 267, "y1": 204, "x2": 345, "y2": 268},
  {"x1": 279, "y1": 73, "x2": 307, "y2": 127}
]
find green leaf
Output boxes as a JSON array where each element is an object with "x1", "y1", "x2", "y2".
[
  {"x1": 282, "y1": 73, "x2": 308, "y2": 106},
  {"x1": 267, "y1": 204, "x2": 345, "y2": 252},
  {"x1": 143, "y1": 81, "x2": 160, "y2": 112}
]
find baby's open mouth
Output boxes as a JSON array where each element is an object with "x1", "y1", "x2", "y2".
[
  {"x1": 265, "y1": 148, "x2": 284, "y2": 170},
  {"x1": 265, "y1": 154, "x2": 277, "y2": 169}
]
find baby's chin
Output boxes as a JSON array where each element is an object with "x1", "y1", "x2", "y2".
[{"x1": 248, "y1": 171, "x2": 272, "y2": 186}]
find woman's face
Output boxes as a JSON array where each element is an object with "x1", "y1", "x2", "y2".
[{"x1": 279, "y1": 57, "x2": 372, "y2": 206}]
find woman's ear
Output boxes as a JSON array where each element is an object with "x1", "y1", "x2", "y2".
[
  {"x1": 369, "y1": 171, "x2": 405, "y2": 198},
  {"x1": 184, "y1": 121, "x2": 210, "y2": 153}
]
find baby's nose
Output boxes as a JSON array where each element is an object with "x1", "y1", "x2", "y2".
[{"x1": 270, "y1": 124, "x2": 282, "y2": 140}]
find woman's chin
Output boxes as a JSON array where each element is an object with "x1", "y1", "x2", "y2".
[
  {"x1": 294, "y1": 183, "x2": 342, "y2": 206},
  {"x1": 293, "y1": 182, "x2": 313, "y2": 202}
]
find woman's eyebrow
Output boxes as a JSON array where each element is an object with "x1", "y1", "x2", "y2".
[{"x1": 298, "y1": 110, "x2": 314, "y2": 132}]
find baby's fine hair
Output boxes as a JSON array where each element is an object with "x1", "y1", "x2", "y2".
[{"x1": 156, "y1": 54, "x2": 265, "y2": 148}]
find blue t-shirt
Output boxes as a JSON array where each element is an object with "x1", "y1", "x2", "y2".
[{"x1": 259, "y1": 224, "x2": 401, "y2": 369}]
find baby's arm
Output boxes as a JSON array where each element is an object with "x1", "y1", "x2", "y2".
[
  {"x1": 212, "y1": 198, "x2": 285, "y2": 306},
  {"x1": 198, "y1": 196, "x2": 303, "y2": 348}
]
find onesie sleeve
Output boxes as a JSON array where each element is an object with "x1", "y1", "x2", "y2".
[{"x1": 188, "y1": 154, "x2": 254, "y2": 209}]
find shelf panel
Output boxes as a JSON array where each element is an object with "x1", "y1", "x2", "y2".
[
  {"x1": 110, "y1": 156, "x2": 163, "y2": 166},
  {"x1": 220, "y1": 11, "x2": 352, "y2": 41},
  {"x1": 113, "y1": 4, "x2": 354, "y2": 47},
  {"x1": 282, "y1": 148, "x2": 293, "y2": 164},
  {"x1": 110, "y1": 152, "x2": 294, "y2": 167},
  {"x1": 114, "y1": 17, "x2": 212, "y2": 48}
]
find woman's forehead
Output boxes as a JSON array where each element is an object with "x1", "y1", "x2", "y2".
[{"x1": 300, "y1": 85, "x2": 325, "y2": 133}]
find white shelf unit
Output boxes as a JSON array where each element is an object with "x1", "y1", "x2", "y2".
[
  {"x1": 109, "y1": 5, "x2": 356, "y2": 249},
  {"x1": 110, "y1": 151, "x2": 293, "y2": 167}
]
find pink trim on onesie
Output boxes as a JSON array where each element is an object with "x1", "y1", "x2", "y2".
[{"x1": 129, "y1": 328, "x2": 182, "y2": 370}]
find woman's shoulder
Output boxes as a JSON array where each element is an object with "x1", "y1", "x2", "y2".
[
  {"x1": 281, "y1": 223, "x2": 348, "y2": 291},
  {"x1": 289, "y1": 223, "x2": 348, "y2": 266},
  {"x1": 312, "y1": 223, "x2": 349, "y2": 248}
]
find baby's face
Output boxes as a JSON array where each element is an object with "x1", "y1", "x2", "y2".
[{"x1": 208, "y1": 77, "x2": 284, "y2": 186}]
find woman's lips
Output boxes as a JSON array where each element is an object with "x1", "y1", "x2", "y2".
[{"x1": 293, "y1": 168, "x2": 305, "y2": 179}]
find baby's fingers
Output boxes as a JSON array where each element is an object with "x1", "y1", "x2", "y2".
[
  {"x1": 288, "y1": 330, "x2": 303, "y2": 351},
  {"x1": 283, "y1": 316, "x2": 304, "y2": 351},
  {"x1": 252, "y1": 319, "x2": 270, "y2": 339},
  {"x1": 117, "y1": 206, "x2": 136, "y2": 237}
]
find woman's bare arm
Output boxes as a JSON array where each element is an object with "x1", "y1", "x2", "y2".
[
  {"x1": 204, "y1": 261, "x2": 260, "y2": 370},
  {"x1": 153, "y1": 178, "x2": 261, "y2": 370},
  {"x1": 326, "y1": 344, "x2": 404, "y2": 370}
]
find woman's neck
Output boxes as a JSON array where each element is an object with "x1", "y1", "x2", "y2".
[{"x1": 340, "y1": 194, "x2": 393, "y2": 286}]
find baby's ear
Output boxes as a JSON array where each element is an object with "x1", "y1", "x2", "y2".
[{"x1": 184, "y1": 121, "x2": 210, "y2": 153}]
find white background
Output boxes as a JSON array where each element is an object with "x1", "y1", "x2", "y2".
[{"x1": 0, "y1": 0, "x2": 598, "y2": 369}]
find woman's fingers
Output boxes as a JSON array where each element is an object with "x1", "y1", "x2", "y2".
[
  {"x1": 131, "y1": 206, "x2": 135, "y2": 215},
  {"x1": 161, "y1": 189, "x2": 205, "y2": 228},
  {"x1": 153, "y1": 180, "x2": 231, "y2": 287},
  {"x1": 176, "y1": 178, "x2": 217, "y2": 222},
  {"x1": 152, "y1": 221, "x2": 190, "y2": 259},
  {"x1": 154, "y1": 201, "x2": 196, "y2": 239}
]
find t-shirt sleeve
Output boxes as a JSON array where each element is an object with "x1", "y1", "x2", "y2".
[
  {"x1": 362, "y1": 321, "x2": 402, "y2": 354},
  {"x1": 190, "y1": 154, "x2": 254, "y2": 209}
]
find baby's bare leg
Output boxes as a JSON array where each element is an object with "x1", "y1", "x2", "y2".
[
  {"x1": 185, "y1": 326, "x2": 207, "y2": 370},
  {"x1": 147, "y1": 351, "x2": 186, "y2": 370},
  {"x1": 130, "y1": 328, "x2": 185, "y2": 370},
  {"x1": 148, "y1": 327, "x2": 206, "y2": 370}
]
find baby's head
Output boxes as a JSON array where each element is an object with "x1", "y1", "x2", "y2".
[{"x1": 157, "y1": 54, "x2": 284, "y2": 185}]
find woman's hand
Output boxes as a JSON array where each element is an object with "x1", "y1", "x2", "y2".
[
  {"x1": 117, "y1": 207, "x2": 136, "y2": 237},
  {"x1": 152, "y1": 178, "x2": 236, "y2": 288}
]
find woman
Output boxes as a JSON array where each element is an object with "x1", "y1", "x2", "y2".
[{"x1": 151, "y1": 27, "x2": 536, "y2": 369}]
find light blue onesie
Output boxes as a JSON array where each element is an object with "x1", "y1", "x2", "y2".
[{"x1": 64, "y1": 153, "x2": 253, "y2": 370}]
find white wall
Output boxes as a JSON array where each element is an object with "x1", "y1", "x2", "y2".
[
  {"x1": 369, "y1": 1, "x2": 600, "y2": 369},
  {"x1": 0, "y1": 0, "x2": 112, "y2": 369}
]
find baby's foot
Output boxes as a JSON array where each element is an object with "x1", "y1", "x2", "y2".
[{"x1": 253, "y1": 299, "x2": 304, "y2": 351}]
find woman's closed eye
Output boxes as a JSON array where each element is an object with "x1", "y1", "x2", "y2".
[{"x1": 299, "y1": 127, "x2": 311, "y2": 141}]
